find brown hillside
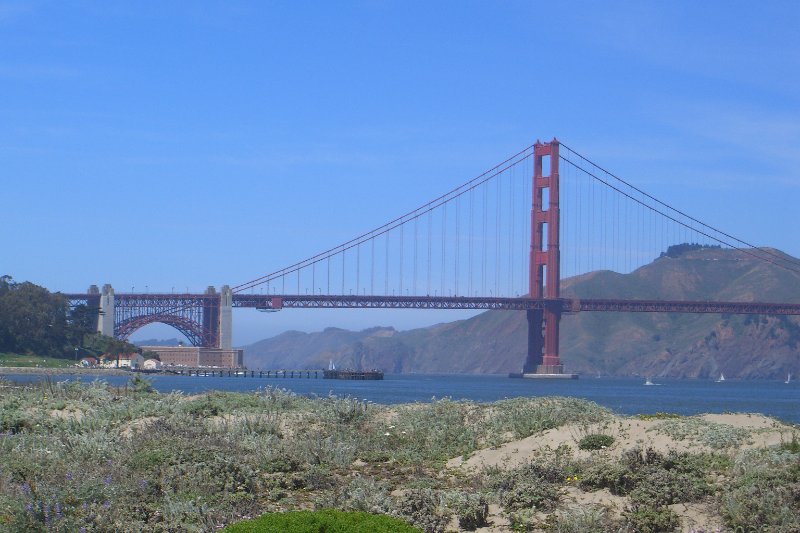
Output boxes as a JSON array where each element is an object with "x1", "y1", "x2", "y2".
[{"x1": 244, "y1": 247, "x2": 800, "y2": 379}]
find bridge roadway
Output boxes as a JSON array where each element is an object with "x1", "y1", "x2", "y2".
[
  {"x1": 234, "y1": 294, "x2": 800, "y2": 315},
  {"x1": 63, "y1": 292, "x2": 800, "y2": 316}
]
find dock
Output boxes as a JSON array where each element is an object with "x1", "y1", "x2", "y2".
[
  {"x1": 161, "y1": 368, "x2": 384, "y2": 380},
  {"x1": 323, "y1": 369, "x2": 384, "y2": 380},
  {"x1": 165, "y1": 368, "x2": 324, "y2": 378}
]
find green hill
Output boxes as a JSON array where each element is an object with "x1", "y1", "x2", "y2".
[{"x1": 244, "y1": 247, "x2": 800, "y2": 379}]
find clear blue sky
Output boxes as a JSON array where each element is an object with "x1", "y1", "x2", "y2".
[{"x1": 2, "y1": 1, "x2": 798, "y2": 345}]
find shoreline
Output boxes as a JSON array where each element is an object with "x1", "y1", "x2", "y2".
[{"x1": 0, "y1": 366, "x2": 134, "y2": 377}]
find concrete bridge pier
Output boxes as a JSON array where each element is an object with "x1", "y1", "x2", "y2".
[
  {"x1": 219, "y1": 285, "x2": 232, "y2": 349},
  {"x1": 98, "y1": 284, "x2": 115, "y2": 337}
]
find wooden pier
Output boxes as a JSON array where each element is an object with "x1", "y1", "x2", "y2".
[
  {"x1": 165, "y1": 368, "x2": 324, "y2": 378},
  {"x1": 161, "y1": 368, "x2": 383, "y2": 380}
]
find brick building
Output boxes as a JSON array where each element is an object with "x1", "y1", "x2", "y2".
[{"x1": 139, "y1": 346, "x2": 244, "y2": 369}]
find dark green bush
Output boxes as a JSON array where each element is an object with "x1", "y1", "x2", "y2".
[
  {"x1": 622, "y1": 503, "x2": 679, "y2": 532},
  {"x1": 579, "y1": 461, "x2": 634, "y2": 495},
  {"x1": 544, "y1": 505, "x2": 621, "y2": 533},
  {"x1": 393, "y1": 488, "x2": 450, "y2": 533},
  {"x1": 222, "y1": 509, "x2": 423, "y2": 532},
  {"x1": 577, "y1": 433, "x2": 615, "y2": 450},
  {"x1": 628, "y1": 468, "x2": 704, "y2": 507},
  {"x1": 501, "y1": 478, "x2": 560, "y2": 512},
  {"x1": 452, "y1": 493, "x2": 488, "y2": 530},
  {"x1": 0, "y1": 408, "x2": 29, "y2": 433},
  {"x1": 490, "y1": 461, "x2": 563, "y2": 512},
  {"x1": 129, "y1": 374, "x2": 155, "y2": 394},
  {"x1": 720, "y1": 449, "x2": 800, "y2": 532},
  {"x1": 780, "y1": 432, "x2": 800, "y2": 453},
  {"x1": 579, "y1": 447, "x2": 710, "y2": 504}
]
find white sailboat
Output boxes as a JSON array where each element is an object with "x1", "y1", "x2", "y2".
[
  {"x1": 644, "y1": 377, "x2": 655, "y2": 386},
  {"x1": 715, "y1": 373, "x2": 725, "y2": 383},
  {"x1": 786, "y1": 373, "x2": 792, "y2": 384},
  {"x1": 328, "y1": 359, "x2": 336, "y2": 371}
]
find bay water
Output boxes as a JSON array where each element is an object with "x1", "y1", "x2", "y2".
[{"x1": 6, "y1": 373, "x2": 799, "y2": 424}]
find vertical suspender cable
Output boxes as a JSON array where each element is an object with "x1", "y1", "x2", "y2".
[
  {"x1": 385, "y1": 231, "x2": 389, "y2": 295},
  {"x1": 509, "y1": 166, "x2": 514, "y2": 295},
  {"x1": 455, "y1": 196, "x2": 460, "y2": 295},
  {"x1": 469, "y1": 188, "x2": 474, "y2": 296},
  {"x1": 427, "y1": 210, "x2": 432, "y2": 295},
  {"x1": 482, "y1": 181, "x2": 487, "y2": 295},
  {"x1": 400, "y1": 224, "x2": 404, "y2": 295},
  {"x1": 441, "y1": 203, "x2": 447, "y2": 295},
  {"x1": 413, "y1": 217, "x2": 418, "y2": 295},
  {"x1": 496, "y1": 176, "x2": 501, "y2": 296}
]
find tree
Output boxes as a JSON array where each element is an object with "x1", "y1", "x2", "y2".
[
  {"x1": 83, "y1": 333, "x2": 139, "y2": 364},
  {"x1": 0, "y1": 276, "x2": 105, "y2": 359},
  {"x1": 0, "y1": 278, "x2": 69, "y2": 356},
  {"x1": 141, "y1": 350, "x2": 161, "y2": 361},
  {"x1": 67, "y1": 304, "x2": 99, "y2": 348}
]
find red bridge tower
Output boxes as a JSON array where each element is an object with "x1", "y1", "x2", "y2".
[{"x1": 523, "y1": 139, "x2": 571, "y2": 376}]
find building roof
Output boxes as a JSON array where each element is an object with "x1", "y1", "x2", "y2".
[{"x1": 107, "y1": 353, "x2": 142, "y2": 360}]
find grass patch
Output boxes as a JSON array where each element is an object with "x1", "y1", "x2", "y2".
[
  {"x1": 223, "y1": 509, "x2": 423, "y2": 532},
  {"x1": 636, "y1": 412, "x2": 682, "y2": 421},
  {"x1": 577, "y1": 433, "x2": 615, "y2": 451},
  {"x1": 650, "y1": 417, "x2": 751, "y2": 449},
  {"x1": 0, "y1": 353, "x2": 74, "y2": 368}
]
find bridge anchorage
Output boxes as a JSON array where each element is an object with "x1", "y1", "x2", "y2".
[{"x1": 65, "y1": 138, "x2": 800, "y2": 376}]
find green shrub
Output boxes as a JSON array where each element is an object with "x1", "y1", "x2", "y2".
[
  {"x1": 0, "y1": 408, "x2": 29, "y2": 434},
  {"x1": 318, "y1": 476, "x2": 392, "y2": 515},
  {"x1": 223, "y1": 509, "x2": 423, "y2": 532},
  {"x1": 636, "y1": 412, "x2": 682, "y2": 421},
  {"x1": 502, "y1": 479, "x2": 560, "y2": 512},
  {"x1": 719, "y1": 448, "x2": 800, "y2": 532},
  {"x1": 389, "y1": 399, "x2": 479, "y2": 463},
  {"x1": 488, "y1": 397, "x2": 612, "y2": 441},
  {"x1": 628, "y1": 468, "x2": 705, "y2": 507},
  {"x1": 489, "y1": 460, "x2": 564, "y2": 512},
  {"x1": 392, "y1": 488, "x2": 451, "y2": 533},
  {"x1": 577, "y1": 433, "x2": 615, "y2": 451},
  {"x1": 545, "y1": 504, "x2": 620, "y2": 533},
  {"x1": 779, "y1": 432, "x2": 800, "y2": 453},
  {"x1": 622, "y1": 503, "x2": 679, "y2": 533},
  {"x1": 442, "y1": 491, "x2": 489, "y2": 530},
  {"x1": 652, "y1": 417, "x2": 750, "y2": 449},
  {"x1": 578, "y1": 460, "x2": 633, "y2": 495},
  {"x1": 129, "y1": 374, "x2": 155, "y2": 394},
  {"x1": 579, "y1": 447, "x2": 710, "y2": 503},
  {"x1": 508, "y1": 508, "x2": 539, "y2": 531}
]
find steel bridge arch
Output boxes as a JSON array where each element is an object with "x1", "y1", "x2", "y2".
[
  {"x1": 115, "y1": 315, "x2": 206, "y2": 347},
  {"x1": 112, "y1": 293, "x2": 221, "y2": 348}
]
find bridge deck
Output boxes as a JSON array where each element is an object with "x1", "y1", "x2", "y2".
[
  {"x1": 62, "y1": 293, "x2": 800, "y2": 315},
  {"x1": 232, "y1": 294, "x2": 800, "y2": 315}
]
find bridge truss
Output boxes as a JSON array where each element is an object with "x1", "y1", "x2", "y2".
[{"x1": 65, "y1": 293, "x2": 221, "y2": 347}]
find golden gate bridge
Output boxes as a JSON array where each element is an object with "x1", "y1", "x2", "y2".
[{"x1": 65, "y1": 139, "x2": 800, "y2": 376}]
